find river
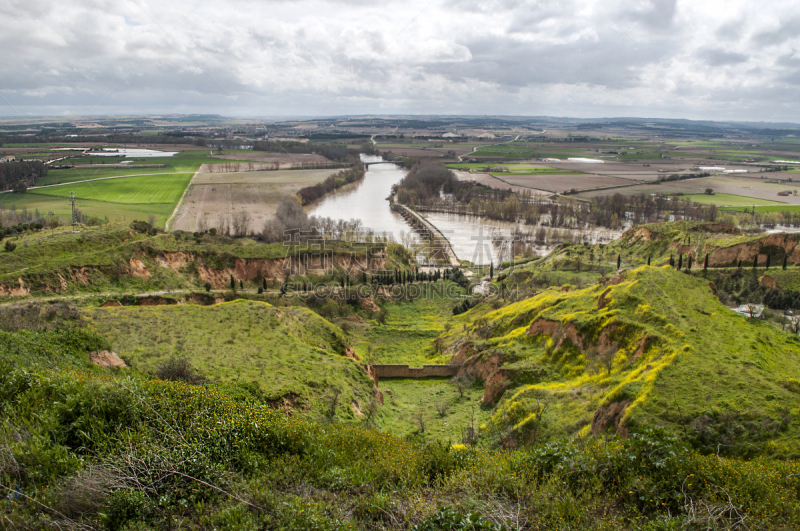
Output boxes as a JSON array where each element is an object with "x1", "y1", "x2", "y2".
[
  {"x1": 306, "y1": 155, "x2": 412, "y2": 241},
  {"x1": 308, "y1": 155, "x2": 622, "y2": 266}
]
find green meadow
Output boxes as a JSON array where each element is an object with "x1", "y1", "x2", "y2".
[
  {"x1": 0, "y1": 192, "x2": 174, "y2": 226},
  {"x1": 30, "y1": 173, "x2": 193, "y2": 204},
  {"x1": 684, "y1": 192, "x2": 786, "y2": 206}
]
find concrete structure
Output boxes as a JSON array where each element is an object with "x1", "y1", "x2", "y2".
[
  {"x1": 0, "y1": 156, "x2": 15, "y2": 163},
  {"x1": 372, "y1": 364, "x2": 460, "y2": 379},
  {"x1": 734, "y1": 304, "x2": 764, "y2": 318},
  {"x1": 393, "y1": 203, "x2": 460, "y2": 267}
]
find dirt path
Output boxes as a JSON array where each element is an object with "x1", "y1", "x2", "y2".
[
  {"x1": 457, "y1": 134, "x2": 520, "y2": 162},
  {"x1": 165, "y1": 168, "x2": 202, "y2": 231}
]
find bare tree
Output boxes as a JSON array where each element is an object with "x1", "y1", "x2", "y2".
[
  {"x1": 148, "y1": 214, "x2": 156, "y2": 228},
  {"x1": 452, "y1": 374, "x2": 471, "y2": 399},
  {"x1": 231, "y1": 210, "x2": 251, "y2": 237},
  {"x1": 413, "y1": 409, "x2": 426, "y2": 433},
  {"x1": 435, "y1": 400, "x2": 449, "y2": 418},
  {"x1": 587, "y1": 344, "x2": 618, "y2": 376}
]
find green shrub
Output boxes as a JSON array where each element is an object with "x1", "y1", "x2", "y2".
[
  {"x1": 101, "y1": 489, "x2": 153, "y2": 531},
  {"x1": 413, "y1": 507, "x2": 507, "y2": 530}
]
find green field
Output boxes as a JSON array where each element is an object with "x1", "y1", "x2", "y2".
[
  {"x1": 39, "y1": 167, "x2": 179, "y2": 186},
  {"x1": 720, "y1": 204, "x2": 800, "y2": 213},
  {"x1": 683, "y1": 193, "x2": 786, "y2": 206},
  {"x1": 30, "y1": 173, "x2": 194, "y2": 204},
  {"x1": 38, "y1": 151, "x2": 248, "y2": 186},
  {"x1": 0, "y1": 192, "x2": 173, "y2": 226}
]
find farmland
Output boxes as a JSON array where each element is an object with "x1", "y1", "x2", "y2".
[
  {"x1": 683, "y1": 192, "x2": 786, "y2": 206},
  {"x1": 29, "y1": 173, "x2": 194, "y2": 204},
  {"x1": 495, "y1": 172, "x2": 633, "y2": 193},
  {"x1": 172, "y1": 168, "x2": 341, "y2": 234},
  {"x1": 0, "y1": 192, "x2": 174, "y2": 226},
  {"x1": 576, "y1": 175, "x2": 800, "y2": 205}
]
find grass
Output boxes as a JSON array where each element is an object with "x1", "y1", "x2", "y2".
[
  {"x1": 377, "y1": 377, "x2": 491, "y2": 441},
  {"x1": 721, "y1": 204, "x2": 800, "y2": 213},
  {"x1": 683, "y1": 193, "x2": 786, "y2": 206},
  {"x1": 29, "y1": 173, "x2": 194, "y2": 204},
  {"x1": 39, "y1": 167, "x2": 180, "y2": 186},
  {"x1": 84, "y1": 299, "x2": 374, "y2": 411},
  {"x1": 460, "y1": 265, "x2": 800, "y2": 457},
  {"x1": 0, "y1": 223, "x2": 400, "y2": 297},
  {"x1": 352, "y1": 291, "x2": 459, "y2": 366},
  {"x1": 18, "y1": 151, "x2": 256, "y2": 225},
  {"x1": 0, "y1": 193, "x2": 174, "y2": 226}
]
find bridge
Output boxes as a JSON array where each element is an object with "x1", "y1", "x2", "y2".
[
  {"x1": 393, "y1": 203, "x2": 460, "y2": 267},
  {"x1": 364, "y1": 161, "x2": 400, "y2": 168}
]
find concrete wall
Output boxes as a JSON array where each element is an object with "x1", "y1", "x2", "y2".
[{"x1": 372, "y1": 364, "x2": 459, "y2": 379}]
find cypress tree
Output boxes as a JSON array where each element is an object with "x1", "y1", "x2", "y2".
[
  {"x1": 617, "y1": 254, "x2": 621, "y2": 270},
  {"x1": 704, "y1": 253, "x2": 709, "y2": 270},
  {"x1": 647, "y1": 255, "x2": 651, "y2": 266},
  {"x1": 738, "y1": 259, "x2": 742, "y2": 268},
  {"x1": 678, "y1": 254, "x2": 683, "y2": 269},
  {"x1": 490, "y1": 262, "x2": 494, "y2": 279},
  {"x1": 753, "y1": 255, "x2": 758, "y2": 269},
  {"x1": 230, "y1": 275, "x2": 235, "y2": 290},
  {"x1": 669, "y1": 254, "x2": 674, "y2": 267},
  {"x1": 766, "y1": 254, "x2": 771, "y2": 270},
  {"x1": 239, "y1": 280, "x2": 243, "y2": 289},
  {"x1": 784, "y1": 255, "x2": 788, "y2": 270},
  {"x1": 262, "y1": 278, "x2": 267, "y2": 290},
  {"x1": 688, "y1": 255, "x2": 693, "y2": 270}
]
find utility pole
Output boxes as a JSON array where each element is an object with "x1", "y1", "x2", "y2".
[{"x1": 69, "y1": 191, "x2": 77, "y2": 232}]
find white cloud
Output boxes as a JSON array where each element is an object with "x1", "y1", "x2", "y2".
[{"x1": 1, "y1": 0, "x2": 800, "y2": 121}]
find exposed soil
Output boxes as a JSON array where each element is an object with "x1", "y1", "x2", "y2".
[
  {"x1": 591, "y1": 400, "x2": 631, "y2": 436},
  {"x1": 89, "y1": 350, "x2": 128, "y2": 369}
]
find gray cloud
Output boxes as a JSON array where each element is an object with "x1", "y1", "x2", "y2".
[
  {"x1": 696, "y1": 47, "x2": 749, "y2": 66},
  {"x1": 0, "y1": 0, "x2": 799, "y2": 121}
]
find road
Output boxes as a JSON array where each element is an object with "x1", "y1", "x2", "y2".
[{"x1": 456, "y1": 134, "x2": 521, "y2": 162}]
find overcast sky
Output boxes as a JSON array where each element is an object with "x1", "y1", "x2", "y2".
[{"x1": 2, "y1": 0, "x2": 800, "y2": 122}]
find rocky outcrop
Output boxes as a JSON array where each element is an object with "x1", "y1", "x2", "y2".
[
  {"x1": 591, "y1": 400, "x2": 631, "y2": 436},
  {"x1": 760, "y1": 275, "x2": 778, "y2": 289},
  {"x1": 89, "y1": 350, "x2": 128, "y2": 369},
  {"x1": 708, "y1": 233, "x2": 800, "y2": 267},
  {"x1": 361, "y1": 296, "x2": 380, "y2": 313},
  {"x1": 193, "y1": 255, "x2": 387, "y2": 289},
  {"x1": 0, "y1": 278, "x2": 30, "y2": 297},
  {"x1": 454, "y1": 351, "x2": 512, "y2": 405},
  {"x1": 528, "y1": 319, "x2": 584, "y2": 349},
  {"x1": 100, "y1": 300, "x2": 122, "y2": 308},
  {"x1": 128, "y1": 258, "x2": 150, "y2": 279},
  {"x1": 156, "y1": 252, "x2": 195, "y2": 270}
]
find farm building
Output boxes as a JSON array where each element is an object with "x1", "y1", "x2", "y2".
[{"x1": 0, "y1": 156, "x2": 14, "y2": 163}]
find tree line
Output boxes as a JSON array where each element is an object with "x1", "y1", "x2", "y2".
[
  {"x1": 251, "y1": 141, "x2": 352, "y2": 162},
  {"x1": 295, "y1": 161, "x2": 366, "y2": 205},
  {"x1": 0, "y1": 161, "x2": 48, "y2": 192}
]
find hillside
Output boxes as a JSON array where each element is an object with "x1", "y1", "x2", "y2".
[
  {"x1": 84, "y1": 300, "x2": 376, "y2": 417},
  {"x1": 445, "y1": 265, "x2": 800, "y2": 457},
  {"x1": 0, "y1": 223, "x2": 401, "y2": 300},
  {"x1": 1, "y1": 299, "x2": 799, "y2": 529}
]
